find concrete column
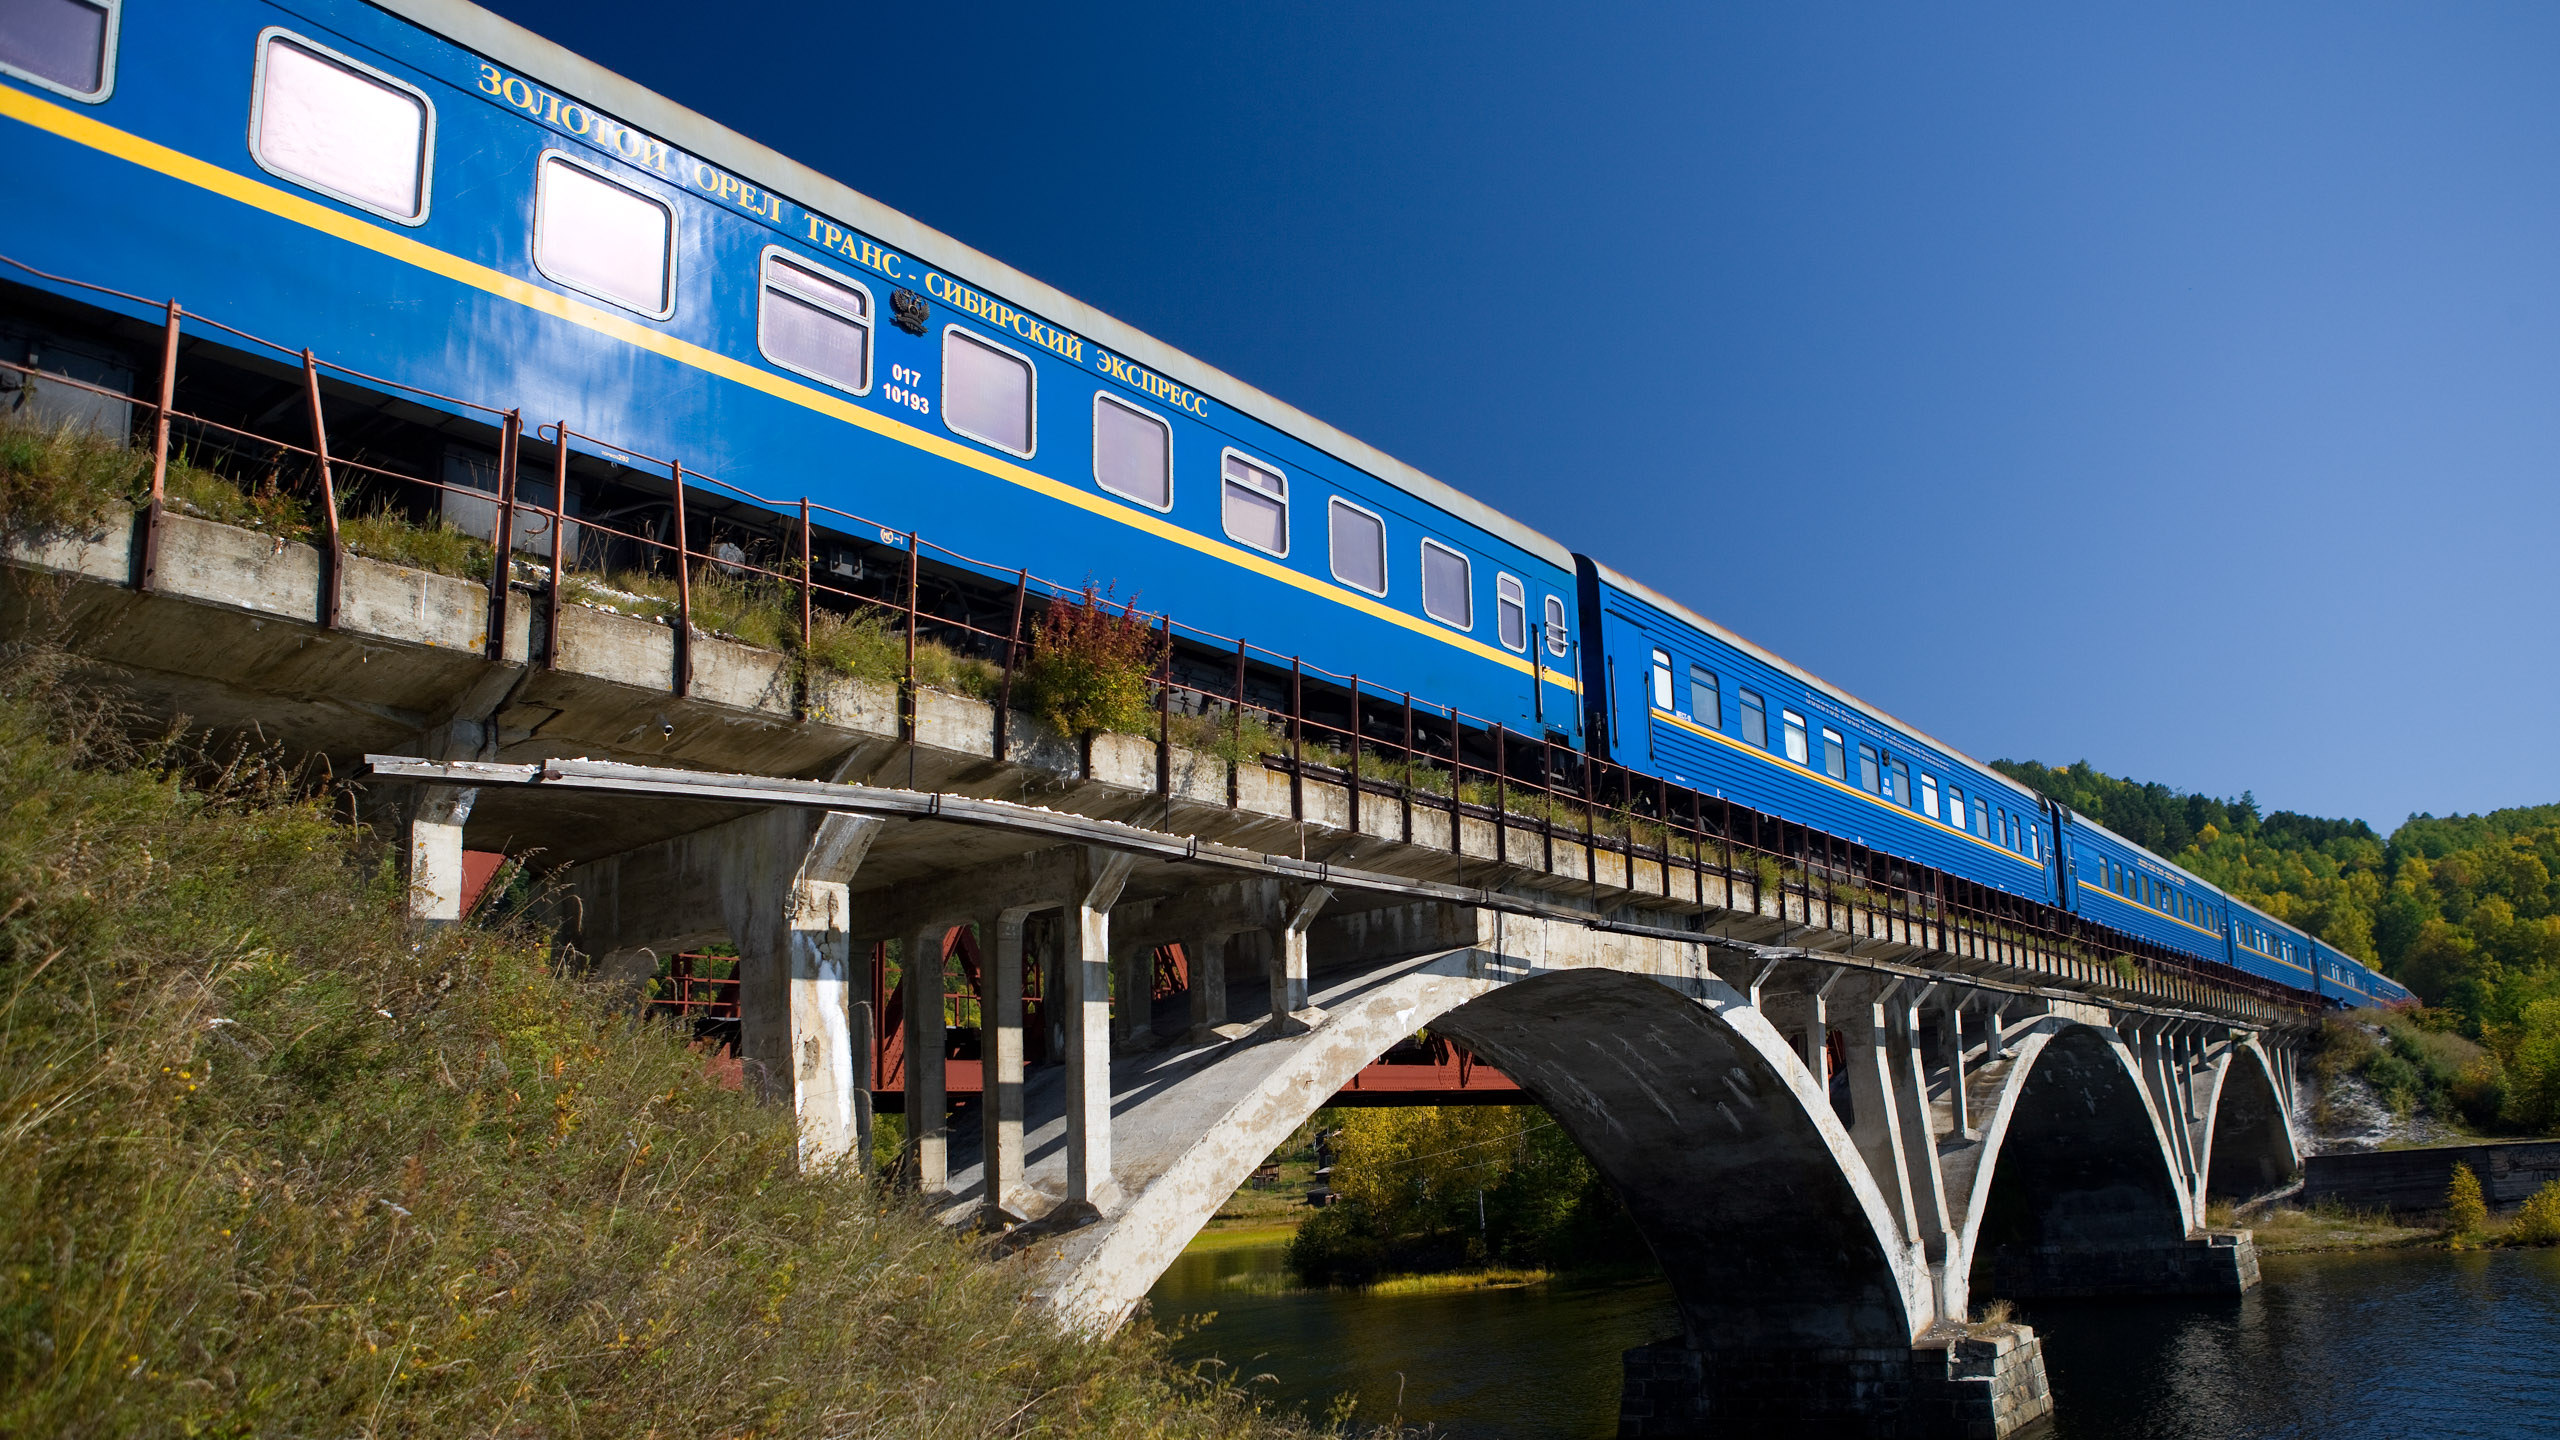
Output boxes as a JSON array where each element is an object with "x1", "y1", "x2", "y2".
[
  {"x1": 1115, "y1": 941, "x2": 1153, "y2": 1049},
  {"x1": 1888, "y1": 985, "x2": 1956, "y2": 1263},
  {"x1": 1939, "y1": 996, "x2": 1973, "y2": 1139},
  {"x1": 985, "y1": 908, "x2": 1031, "y2": 1223},
  {"x1": 850, "y1": 939, "x2": 876, "y2": 1171},
  {"x1": 1268, "y1": 884, "x2": 1333, "y2": 1032},
  {"x1": 1806, "y1": 969, "x2": 1850, "y2": 1118},
  {"x1": 1842, "y1": 979, "x2": 1921, "y2": 1247},
  {"x1": 1067, "y1": 848, "x2": 1134, "y2": 1207},
  {"x1": 1186, "y1": 932, "x2": 1229, "y2": 1036},
  {"x1": 905, "y1": 924, "x2": 950, "y2": 1192},
  {"x1": 404, "y1": 785, "x2": 476, "y2": 923},
  {"x1": 787, "y1": 871, "x2": 858, "y2": 1169}
]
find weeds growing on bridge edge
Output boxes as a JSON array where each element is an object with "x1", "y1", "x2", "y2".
[{"x1": 0, "y1": 656, "x2": 1351, "y2": 1439}]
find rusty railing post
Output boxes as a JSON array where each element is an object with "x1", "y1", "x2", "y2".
[
  {"x1": 1288, "y1": 656, "x2": 1304, "y2": 823},
  {"x1": 1400, "y1": 691, "x2": 1415, "y2": 846},
  {"x1": 994, "y1": 568, "x2": 1027, "y2": 762},
  {"x1": 1344, "y1": 674, "x2": 1361, "y2": 838},
  {"x1": 486, "y1": 410, "x2": 520, "y2": 660},
  {"x1": 1493, "y1": 722, "x2": 1508, "y2": 866},
  {"x1": 545, "y1": 426, "x2": 568, "y2": 670},
  {"x1": 901, "y1": 530, "x2": 919, "y2": 746},
  {"x1": 301, "y1": 350, "x2": 340, "y2": 629},
  {"x1": 794, "y1": 497, "x2": 813, "y2": 722},
  {"x1": 1227, "y1": 638, "x2": 1246, "y2": 809},
  {"x1": 669, "y1": 459, "x2": 692, "y2": 696},
  {"x1": 1155, "y1": 613, "x2": 1173, "y2": 801},
  {"x1": 138, "y1": 300, "x2": 180, "y2": 592}
]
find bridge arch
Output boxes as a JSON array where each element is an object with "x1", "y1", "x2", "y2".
[
  {"x1": 1043, "y1": 955, "x2": 1922, "y2": 1350},
  {"x1": 2199, "y1": 1038, "x2": 2300, "y2": 1203},
  {"x1": 1958, "y1": 1020, "x2": 2196, "y2": 1299}
]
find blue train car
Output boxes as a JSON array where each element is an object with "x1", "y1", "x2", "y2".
[
  {"x1": 2309, "y1": 937, "x2": 2412, "y2": 1010},
  {"x1": 1574, "y1": 559, "x2": 2054, "y2": 903},
  {"x1": 2051, "y1": 810, "x2": 2233, "y2": 967},
  {"x1": 2222, "y1": 895, "x2": 2318, "y2": 995},
  {"x1": 0, "y1": 0, "x2": 1583, "y2": 739}
]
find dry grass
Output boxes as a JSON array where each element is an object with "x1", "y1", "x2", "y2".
[{"x1": 0, "y1": 661, "x2": 1332, "y2": 1439}]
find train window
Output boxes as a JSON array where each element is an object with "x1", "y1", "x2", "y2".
[
  {"x1": 1890, "y1": 759, "x2": 1910, "y2": 807},
  {"x1": 1092, "y1": 393, "x2": 1171, "y2": 510},
  {"x1": 1821, "y1": 729, "x2": 1847, "y2": 781},
  {"x1": 1920, "y1": 773, "x2": 1940, "y2": 819},
  {"x1": 1781, "y1": 710, "x2": 1808, "y2": 766},
  {"x1": 253, "y1": 32, "x2": 433, "y2": 224},
  {"x1": 1855, "y1": 742, "x2": 1878, "y2": 792},
  {"x1": 943, "y1": 327, "x2": 1035, "y2": 456},
  {"x1": 2027, "y1": 822, "x2": 2039, "y2": 860},
  {"x1": 535, "y1": 154, "x2": 673, "y2": 318},
  {"x1": 1650, "y1": 649, "x2": 1675, "y2": 710},
  {"x1": 1946, "y1": 784, "x2": 1965, "y2": 828},
  {"x1": 0, "y1": 0, "x2": 117, "y2": 101},
  {"x1": 1496, "y1": 575, "x2": 1528, "y2": 651},
  {"x1": 1421, "y1": 540, "x2": 1472, "y2": 628},
  {"x1": 758, "y1": 251, "x2": 871, "y2": 394},
  {"x1": 1971, "y1": 797, "x2": 1989, "y2": 838},
  {"x1": 1740, "y1": 690, "x2": 1766, "y2": 748},
  {"x1": 1689, "y1": 665, "x2": 1719, "y2": 728},
  {"x1": 1221, "y1": 451, "x2": 1288, "y2": 555},
  {"x1": 1327, "y1": 498, "x2": 1388, "y2": 595},
  {"x1": 1544, "y1": 595, "x2": 1570, "y2": 657}
]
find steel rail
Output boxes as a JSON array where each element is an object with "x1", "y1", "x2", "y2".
[{"x1": 359, "y1": 753, "x2": 2279, "y2": 1031}]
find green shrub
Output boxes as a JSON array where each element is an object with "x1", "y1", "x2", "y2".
[
  {"x1": 912, "y1": 639, "x2": 1002, "y2": 701},
  {"x1": 0, "y1": 414, "x2": 142, "y2": 536},
  {"x1": 2447, "y1": 1162, "x2": 2488, "y2": 1236},
  {"x1": 0, "y1": 663, "x2": 1318, "y2": 1439},
  {"x1": 161, "y1": 453, "x2": 310, "y2": 539},
  {"x1": 1286, "y1": 1201, "x2": 1390, "y2": 1286},
  {"x1": 801, "y1": 606, "x2": 904, "y2": 685},
  {"x1": 2514, "y1": 1180, "x2": 2560, "y2": 1245},
  {"x1": 1165, "y1": 708, "x2": 1287, "y2": 766},
  {"x1": 1020, "y1": 587, "x2": 1162, "y2": 738},
  {"x1": 339, "y1": 507, "x2": 493, "y2": 579}
]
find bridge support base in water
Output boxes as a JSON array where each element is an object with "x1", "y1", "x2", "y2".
[
  {"x1": 1620, "y1": 1326, "x2": 2053, "y2": 1439},
  {"x1": 1982, "y1": 1230, "x2": 2259, "y2": 1298}
]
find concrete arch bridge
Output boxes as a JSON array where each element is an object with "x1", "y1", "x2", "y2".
[{"x1": 380, "y1": 754, "x2": 2304, "y2": 1440}]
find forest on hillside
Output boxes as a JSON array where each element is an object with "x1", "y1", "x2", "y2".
[{"x1": 1993, "y1": 759, "x2": 2560, "y2": 1132}]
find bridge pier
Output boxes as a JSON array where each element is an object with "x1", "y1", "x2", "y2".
[
  {"x1": 1621, "y1": 1327, "x2": 2053, "y2": 1440},
  {"x1": 558, "y1": 806, "x2": 883, "y2": 1169}
]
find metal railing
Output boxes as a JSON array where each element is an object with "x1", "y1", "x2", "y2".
[{"x1": 0, "y1": 252, "x2": 2313, "y2": 1022}]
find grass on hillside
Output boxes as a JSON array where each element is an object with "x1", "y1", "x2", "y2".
[{"x1": 0, "y1": 657, "x2": 1328, "y2": 1439}]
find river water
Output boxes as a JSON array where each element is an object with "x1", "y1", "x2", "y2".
[{"x1": 1148, "y1": 1239, "x2": 2560, "y2": 1438}]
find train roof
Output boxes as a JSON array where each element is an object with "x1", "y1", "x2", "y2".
[
  {"x1": 2054, "y1": 808, "x2": 2216, "y2": 881},
  {"x1": 2222, "y1": 887, "x2": 2308, "y2": 940},
  {"x1": 1580, "y1": 557, "x2": 2041, "y2": 807},
  {"x1": 375, "y1": 0, "x2": 1577, "y2": 574}
]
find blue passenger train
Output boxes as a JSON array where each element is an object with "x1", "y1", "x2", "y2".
[{"x1": 0, "y1": 0, "x2": 2405, "y2": 1010}]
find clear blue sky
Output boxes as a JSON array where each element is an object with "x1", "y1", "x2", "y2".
[{"x1": 481, "y1": 1, "x2": 2559, "y2": 833}]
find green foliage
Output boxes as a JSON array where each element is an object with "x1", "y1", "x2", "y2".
[
  {"x1": 1165, "y1": 708, "x2": 1288, "y2": 766},
  {"x1": 2000, "y1": 754, "x2": 2560, "y2": 1135},
  {"x1": 339, "y1": 507, "x2": 494, "y2": 580},
  {"x1": 0, "y1": 667, "x2": 1319, "y2": 1439},
  {"x1": 161, "y1": 453, "x2": 311, "y2": 539},
  {"x1": 1020, "y1": 587, "x2": 1162, "y2": 738},
  {"x1": 799, "y1": 606, "x2": 905, "y2": 684},
  {"x1": 0, "y1": 413, "x2": 143, "y2": 536},
  {"x1": 1284, "y1": 1105, "x2": 1643, "y2": 1286},
  {"x1": 2443, "y1": 1162, "x2": 2484, "y2": 1238},
  {"x1": 2513, "y1": 1180, "x2": 2560, "y2": 1245}
]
